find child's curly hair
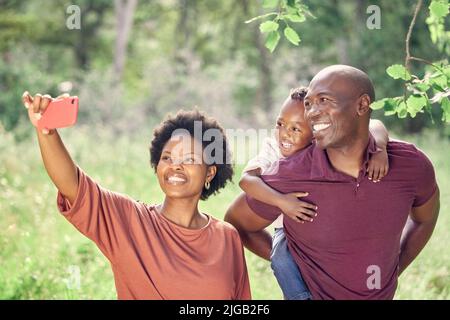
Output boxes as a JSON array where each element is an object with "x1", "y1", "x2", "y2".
[
  {"x1": 149, "y1": 109, "x2": 233, "y2": 200},
  {"x1": 290, "y1": 86, "x2": 308, "y2": 101}
]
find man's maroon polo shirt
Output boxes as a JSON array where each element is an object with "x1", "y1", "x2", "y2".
[{"x1": 246, "y1": 136, "x2": 437, "y2": 299}]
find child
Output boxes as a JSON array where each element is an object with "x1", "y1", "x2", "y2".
[{"x1": 239, "y1": 87, "x2": 389, "y2": 300}]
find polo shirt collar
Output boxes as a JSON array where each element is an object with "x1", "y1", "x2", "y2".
[{"x1": 310, "y1": 133, "x2": 378, "y2": 180}]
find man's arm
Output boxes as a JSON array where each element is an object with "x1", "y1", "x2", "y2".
[
  {"x1": 225, "y1": 194, "x2": 273, "y2": 260},
  {"x1": 399, "y1": 188, "x2": 440, "y2": 275}
]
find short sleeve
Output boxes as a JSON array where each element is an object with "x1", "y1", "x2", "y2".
[
  {"x1": 413, "y1": 149, "x2": 438, "y2": 207},
  {"x1": 57, "y1": 166, "x2": 137, "y2": 261},
  {"x1": 242, "y1": 138, "x2": 280, "y2": 175}
]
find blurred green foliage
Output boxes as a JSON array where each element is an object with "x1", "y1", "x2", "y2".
[
  {"x1": 0, "y1": 0, "x2": 449, "y2": 137},
  {"x1": 0, "y1": 1, "x2": 449, "y2": 299},
  {"x1": 0, "y1": 125, "x2": 448, "y2": 299}
]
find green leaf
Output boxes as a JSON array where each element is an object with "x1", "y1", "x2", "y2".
[
  {"x1": 286, "y1": 0, "x2": 300, "y2": 13},
  {"x1": 260, "y1": 21, "x2": 279, "y2": 33},
  {"x1": 414, "y1": 83, "x2": 431, "y2": 92},
  {"x1": 407, "y1": 95, "x2": 427, "y2": 109},
  {"x1": 397, "y1": 101, "x2": 408, "y2": 118},
  {"x1": 370, "y1": 99, "x2": 386, "y2": 110},
  {"x1": 431, "y1": 73, "x2": 448, "y2": 88},
  {"x1": 385, "y1": 98, "x2": 398, "y2": 112},
  {"x1": 429, "y1": 23, "x2": 439, "y2": 43},
  {"x1": 265, "y1": 31, "x2": 281, "y2": 52},
  {"x1": 285, "y1": 5, "x2": 298, "y2": 15},
  {"x1": 386, "y1": 64, "x2": 412, "y2": 81},
  {"x1": 441, "y1": 97, "x2": 450, "y2": 122},
  {"x1": 443, "y1": 65, "x2": 450, "y2": 78},
  {"x1": 429, "y1": 1, "x2": 449, "y2": 19},
  {"x1": 370, "y1": 97, "x2": 396, "y2": 115},
  {"x1": 284, "y1": 27, "x2": 301, "y2": 45},
  {"x1": 384, "y1": 110, "x2": 397, "y2": 116},
  {"x1": 431, "y1": 82, "x2": 446, "y2": 92},
  {"x1": 287, "y1": 0, "x2": 297, "y2": 8},
  {"x1": 406, "y1": 95, "x2": 427, "y2": 117},
  {"x1": 284, "y1": 13, "x2": 306, "y2": 23},
  {"x1": 263, "y1": 0, "x2": 279, "y2": 9}
]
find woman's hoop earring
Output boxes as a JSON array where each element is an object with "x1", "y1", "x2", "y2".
[{"x1": 204, "y1": 181, "x2": 210, "y2": 190}]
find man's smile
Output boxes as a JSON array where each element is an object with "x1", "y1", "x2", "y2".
[{"x1": 312, "y1": 122, "x2": 331, "y2": 132}]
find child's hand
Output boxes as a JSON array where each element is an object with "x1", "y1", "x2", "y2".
[
  {"x1": 276, "y1": 192, "x2": 317, "y2": 223},
  {"x1": 367, "y1": 147, "x2": 389, "y2": 182},
  {"x1": 22, "y1": 91, "x2": 69, "y2": 135}
]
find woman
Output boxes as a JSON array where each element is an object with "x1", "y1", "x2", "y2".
[{"x1": 22, "y1": 91, "x2": 251, "y2": 300}]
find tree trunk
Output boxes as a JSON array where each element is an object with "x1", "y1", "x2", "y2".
[
  {"x1": 335, "y1": 37, "x2": 350, "y2": 65},
  {"x1": 255, "y1": 30, "x2": 273, "y2": 115},
  {"x1": 114, "y1": 0, "x2": 138, "y2": 81},
  {"x1": 241, "y1": 0, "x2": 273, "y2": 118},
  {"x1": 74, "y1": 3, "x2": 109, "y2": 70},
  {"x1": 174, "y1": 0, "x2": 197, "y2": 69},
  {"x1": 176, "y1": 0, "x2": 190, "y2": 47},
  {"x1": 333, "y1": 0, "x2": 350, "y2": 64}
]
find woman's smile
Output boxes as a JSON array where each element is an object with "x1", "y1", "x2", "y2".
[{"x1": 165, "y1": 172, "x2": 188, "y2": 185}]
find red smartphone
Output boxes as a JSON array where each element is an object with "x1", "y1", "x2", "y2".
[{"x1": 37, "y1": 96, "x2": 79, "y2": 130}]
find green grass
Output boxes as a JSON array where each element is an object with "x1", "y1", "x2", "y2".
[{"x1": 0, "y1": 126, "x2": 448, "y2": 299}]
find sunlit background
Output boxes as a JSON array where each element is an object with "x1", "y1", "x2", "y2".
[{"x1": 0, "y1": 0, "x2": 448, "y2": 299}]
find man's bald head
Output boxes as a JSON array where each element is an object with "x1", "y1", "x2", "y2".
[
  {"x1": 310, "y1": 65, "x2": 375, "y2": 102},
  {"x1": 304, "y1": 65, "x2": 375, "y2": 150}
]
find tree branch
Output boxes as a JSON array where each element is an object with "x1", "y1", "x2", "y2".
[
  {"x1": 409, "y1": 56, "x2": 443, "y2": 72},
  {"x1": 405, "y1": 0, "x2": 423, "y2": 70}
]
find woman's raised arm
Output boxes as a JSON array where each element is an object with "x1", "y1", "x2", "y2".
[{"x1": 22, "y1": 91, "x2": 78, "y2": 205}]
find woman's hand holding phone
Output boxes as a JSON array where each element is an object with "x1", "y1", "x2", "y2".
[{"x1": 22, "y1": 92, "x2": 78, "y2": 135}]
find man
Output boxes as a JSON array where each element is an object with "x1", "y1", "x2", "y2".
[{"x1": 225, "y1": 65, "x2": 440, "y2": 299}]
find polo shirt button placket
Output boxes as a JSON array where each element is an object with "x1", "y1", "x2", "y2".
[
  {"x1": 354, "y1": 180, "x2": 362, "y2": 198},
  {"x1": 355, "y1": 170, "x2": 364, "y2": 196}
]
